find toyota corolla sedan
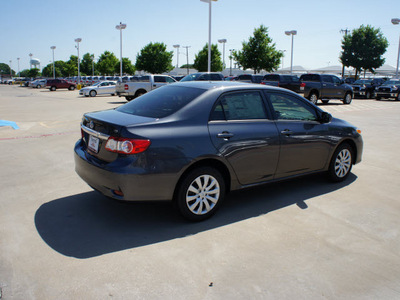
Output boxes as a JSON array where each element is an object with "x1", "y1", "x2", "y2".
[
  {"x1": 79, "y1": 80, "x2": 117, "y2": 97},
  {"x1": 74, "y1": 81, "x2": 363, "y2": 221}
]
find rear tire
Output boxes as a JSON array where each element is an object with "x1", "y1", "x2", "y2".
[
  {"x1": 308, "y1": 92, "x2": 318, "y2": 104},
  {"x1": 125, "y1": 96, "x2": 134, "y2": 101},
  {"x1": 328, "y1": 143, "x2": 353, "y2": 182},
  {"x1": 69, "y1": 85, "x2": 76, "y2": 90},
  {"x1": 50, "y1": 86, "x2": 56, "y2": 91},
  {"x1": 175, "y1": 167, "x2": 225, "y2": 221}
]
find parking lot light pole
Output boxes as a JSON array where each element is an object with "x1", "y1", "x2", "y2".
[
  {"x1": 392, "y1": 18, "x2": 400, "y2": 78},
  {"x1": 75, "y1": 38, "x2": 82, "y2": 84},
  {"x1": 116, "y1": 22, "x2": 127, "y2": 77},
  {"x1": 17, "y1": 58, "x2": 20, "y2": 76},
  {"x1": 91, "y1": 54, "x2": 95, "y2": 76},
  {"x1": 182, "y1": 46, "x2": 191, "y2": 74},
  {"x1": 218, "y1": 39, "x2": 227, "y2": 70},
  {"x1": 50, "y1": 46, "x2": 56, "y2": 79},
  {"x1": 201, "y1": 0, "x2": 217, "y2": 72},
  {"x1": 9, "y1": 60, "x2": 12, "y2": 78},
  {"x1": 285, "y1": 30, "x2": 297, "y2": 75},
  {"x1": 173, "y1": 45, "x2": 180, "y2": 68},
  {"x1": 29, "y1": 53, "x2": 33, "y2": 69},
  {"x1": 229, "y1": 49, "x2": 234, "y2": 76}
]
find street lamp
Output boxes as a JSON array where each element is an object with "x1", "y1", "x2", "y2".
[
  {"x1": 50, "y1": 46, "x2": 56, "y2": 79},
  {"x1": 75, "y1": 38, "x2": 82, "y2": 84},
  {"x1": 218, "y1": 39, "x2": 227, "y2": 70},
  {"x1": 392, "y1": 18, "x2": 400, "y2": 78},
  {"x1": 17, "y1": 58, "x2": 20, "y2": 76},
  {"x1": 116, "y1": 22, "x2": 127, "y2": 77},
  {"x1": 173, "y1": 45, "x2": 180, "y2": 68},
  {"x1": 200, "y1": 0, "x2": 218, "y2": 72},
  {"x1": 229, "y1": 49, "x2": 235, "y2": 76},
  {"x1": 9, "y1": 60, "x2": 12, "y2": 78},
  {"x1": 182, "y1": 46, "x2": 191, "y2": 74},
  {"x1": 91, "y1": 54, "x2": 95, "y2": 76},
  {"x1": 285, "y1": 30, "x2": 297, "y2": 75}
]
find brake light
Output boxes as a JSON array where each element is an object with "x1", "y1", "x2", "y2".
[
  {"x1": 300, "y1": 82, "x2": 306, "y2": 87},
  {"x1": 124, "y1": 84, "x2": 129, "y2": 90},
  {"x1": 105, "y1": 137, "x2": 151, "y2": 154}
]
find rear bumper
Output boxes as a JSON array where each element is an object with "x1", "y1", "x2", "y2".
[{"x1": 74, "y1": 140, "x2": 176, "y2": 201}]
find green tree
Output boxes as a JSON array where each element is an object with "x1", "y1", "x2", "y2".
[
  {"x1": 64, "y1": 55, "x2": 78, "y2": 77},
  {"x1": 340, "y1": 25, "x2": 388, "y2": 79},
  {"x1": 97, "y1": 51, "x2": 119, "y2": 75},
  {"x1": 193, "y1": 44, "x2": 223, "y2": 72},
  {"x1": 135, "y1": 42, "x2": 173, "y2": 74},
  {"x1": 42, "y1": 61, "x2": 64, "y2": 78},
  {"x1": 81, "y1": 53, "x2": 96, "y2": 76},
  {"x1": 0, "y1": 63, "x2": 15, "y2": 76},
  {"x1": 26, "y1": 68, "x2": 41, "y2": 78},
  {"x1": 233, "y1": 25, "x2": 283, "y2": 74},
  {"x1": 115, "y1": 57, "x2": 136, "y2": 75}
]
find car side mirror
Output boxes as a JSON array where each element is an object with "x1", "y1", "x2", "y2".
[{"x1": 320, "y1": 112, "x2": 332, "y2": 123}]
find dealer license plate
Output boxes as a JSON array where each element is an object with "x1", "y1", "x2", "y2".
[{"x1": 88, "y1": 135, "x2": 100, "y2": 153}]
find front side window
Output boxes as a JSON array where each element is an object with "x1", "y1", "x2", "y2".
[
  {"x1": 267, "y1": 93, "x2": 318, "y2": 121},
  {"x1": 321, "y1": 75, "x2": 333, "y2": 83},
  {"x1": 210, "y1": 91, "x2": 267, "y2": 121}
]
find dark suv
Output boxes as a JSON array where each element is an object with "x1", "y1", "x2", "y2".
[
  {"x1": 46, "y1": 79, "x2": 76, "y2": 91},
  {"x1": 352, "y1": 78, "x2": 385, "y2": 99},
  {"x1": 236, "y1": 74, "x2": 264, "y2": 83}
]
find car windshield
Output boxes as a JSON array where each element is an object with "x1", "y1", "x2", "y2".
[
  {"x1": 385, "y1": 80, "x2": 400, "y2": 85},
  {"x1": 116, "y1": 85, "x2": 206, "y2": 118},
  {"x1": 180, "y1": 74, "x2": 201, "y2": 82},
  {"x1": 354, "y1": 80, "x2": 372, "y2": 84}
]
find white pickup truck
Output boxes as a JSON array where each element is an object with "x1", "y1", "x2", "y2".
[{"x1": 115, "y1": 74, "x2": 177, "y2": 101}]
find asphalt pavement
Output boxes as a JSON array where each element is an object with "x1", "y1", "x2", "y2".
[{"x1": 1, "y1": 85, "x2": 400, "y2": 299}]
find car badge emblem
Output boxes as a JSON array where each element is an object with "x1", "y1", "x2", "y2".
[{"x1": 89, "y1": 121, "x2": 94, "y2": 129}]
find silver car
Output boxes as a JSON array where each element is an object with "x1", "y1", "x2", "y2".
[
  {"x1": 31, "y1": 79, "x2": 47, "y2": 88},
  {"x1": 79, "y1": 81, "x2": 117, "y2": 97}
]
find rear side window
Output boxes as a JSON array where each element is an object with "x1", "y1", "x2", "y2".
[
  {"x1": 116, "y1": 86, "x2": 205, "y2": 118},
  {"x1": 154, "y1": 76, "x2": 166, "y2": 83},
  {"x1": 210, "y1": 91, "x2": 267, "y2": 121},
  {"x1": 300, "y1": 74, "x2": 320, "y2": 82}
]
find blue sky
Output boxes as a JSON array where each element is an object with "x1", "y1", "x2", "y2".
[{"x1": 1, "y1": 0, "x2": 400, "y2": 72}]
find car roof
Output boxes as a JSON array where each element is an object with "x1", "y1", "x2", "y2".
[{"x1": 173, "y1": 80, "x2": 284, "y2": 93}]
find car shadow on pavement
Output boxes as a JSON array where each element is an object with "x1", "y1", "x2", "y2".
[{"x1": 34, "y1": 173, "x2": 356, "y2": 259}]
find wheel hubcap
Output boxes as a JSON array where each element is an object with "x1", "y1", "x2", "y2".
[
  {"x1": 335, "y1": 149, "x2": 351, "y2": 178},
  {"x1": 186, "y1": 175, "x2": 220, "y2": 215}
]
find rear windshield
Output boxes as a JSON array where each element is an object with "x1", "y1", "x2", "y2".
[
  {"x1": 300, "y1": 74, "x2": 320, "y2": 82},
  {"x1": 116, "y1": 85, "x2": 206, "y2": 118}
]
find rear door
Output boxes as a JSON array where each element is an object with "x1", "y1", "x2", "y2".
[
  {"x1": 152, "y1": 76, "x2": 176, "y2": 90},
  {"x1": 208, "y1": 90, "x2": 280, "y2": 185}
]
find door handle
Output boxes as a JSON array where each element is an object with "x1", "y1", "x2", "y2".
[
  {"x1": 281, "y1": 129, "x2": 293, "y2": 136},
  {"x1": 217, "y1": 132, "x2": 234, "y2": 139}
]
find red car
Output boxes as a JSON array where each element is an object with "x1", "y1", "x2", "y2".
[{"x1": 46, "y1": 79, "x2": 76, "y2": 91}]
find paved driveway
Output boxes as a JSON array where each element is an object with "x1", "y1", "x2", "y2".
[{"x1": 1, "y1": 85, "x2": 399, "y2": 299}]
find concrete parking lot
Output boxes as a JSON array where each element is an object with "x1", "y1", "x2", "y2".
[{"x1": 1, "y1": 85, "x2": 400, "y2": 299}]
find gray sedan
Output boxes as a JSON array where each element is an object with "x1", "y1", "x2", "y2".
[
  {"x1": 79, "y1": 81, "x2": 117, "y2": 97},
  {"x1": 74, "y1": 82, "x2": 363, "y2": 221}
]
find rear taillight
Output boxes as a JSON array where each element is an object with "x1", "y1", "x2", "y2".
[
  {"x1": 300, "y1": 82, "x2": 306, "y2": 87},
  {"x1": 105, "y1": 137, "x2": 151, "y2": 154},
  {"x1": 124, "y1": 84, "x2": 129, "y2": 90}
]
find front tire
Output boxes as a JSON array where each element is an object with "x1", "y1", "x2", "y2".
[
  {"x1": 343, "y1": 92, "x2": 352, "y2": 104},
  {"x1": 69, "y1": 85, "x2": 76, "y2": 90},
  {"x1": 175, "y1": 167, "x2": 225, "y2": 221},
  {"x1": 50, "y1": 86, "x2": 56, "y2": 91},
  {"x1": 328, "y1": 143, "x2": 353, "y2": 182},
  {"x1": 37, "y1": 84, "x2": 41, "y2": 89},
  {"x1": 89, "y1": 90, "x2": 97, "y2": 97}
]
